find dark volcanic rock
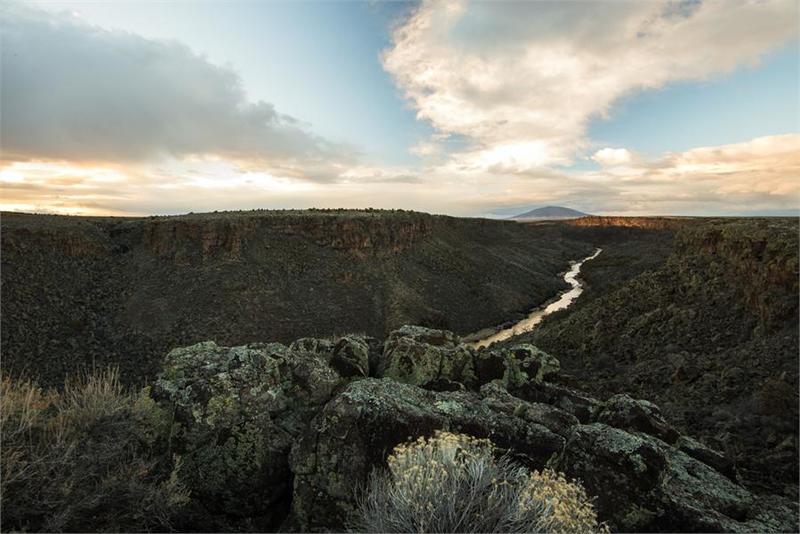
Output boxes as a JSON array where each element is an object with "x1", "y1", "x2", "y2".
[
  {"x1": 153, "y1": 340, "x2": 344, "y2": 529},
  {"x1": 553, "y1": 423, "x2": 797, "y2": 533},
  {"x1": 147, "y1": 326, "x2": 797, "y2": 533},
  {"x1": 509, "y1": 379, "x2": 601, "y2": 423},
  {"x1": 289, "y1": 378, "x2": 565, "y2": 530},
  {"x1": 331, "y1": 335, "x2": 370, "y2": 377},
  {"x1": 596, "y1": 393, "x2": 679, "y2": 444},
  {"x1": 504, "y1": 344, "x2": 561, "y2": 384},
  {"x1": 479, "y1": 381, "x2": 579, "y2": 437},
  {"x1": 379, "y1": 325, "x2": 477, "y2": 388},
  {"x1": 288, "y1": 337, "x2": 335, "y2": 361},
  {"x1": 676, "y1": 435, "x2": 736, "y2": 481}
]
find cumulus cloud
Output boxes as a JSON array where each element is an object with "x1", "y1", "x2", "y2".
[
  {"x1": 592, "y1": 148, "x2": 634, "y2": 167},
  {"x1": 0, "y1": 3, "x2": 352, "y2": 180},
  {"x1": 383, "y1": 0, "x2": 798, "y2": 170}
]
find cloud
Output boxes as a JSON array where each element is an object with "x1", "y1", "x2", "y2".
[
  {"x1": 0, "y1": 3, "x2": 352, "y2": 180},
  {"x1": 383, "y1": 0, "x2": 798, "y2": 170},
  {"x1": 1, "y1": 135, "x2": 797, "y2": 217},
  {"x1": 579, "y1": 134, "x2": 800, "y2": 214},
  {"x1": 633, "y1": 134, "x2": 800, "y2": 197},
  {"x1": 1, "y1": 2, "x2": 796, "y2": 218},
  {"x1": 592, "y1": 148, "x2": 633, "y2": 168}
]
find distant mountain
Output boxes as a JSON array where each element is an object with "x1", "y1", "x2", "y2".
[{"x1": 510, "y1": 206, "x2": 588, "y2": 220}]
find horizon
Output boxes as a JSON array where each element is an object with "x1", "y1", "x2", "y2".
[
  {"x1": 1, "y1": 1, "x2": 799, "y2": 217},
  {"x1": 3, "y1": 204, "x2": 799, "y2": 220}
]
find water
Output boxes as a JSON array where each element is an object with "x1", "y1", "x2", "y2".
[{"x1": 468, "y1": 248, "x2": 602, "y2": 349}]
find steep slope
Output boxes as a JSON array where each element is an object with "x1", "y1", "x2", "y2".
[
  {"x1": 508, "y1": 218, "x2": 799, "y2": 498},
  {"x1": 1, "y1": 209, "x2": 593, "y2": 386}
]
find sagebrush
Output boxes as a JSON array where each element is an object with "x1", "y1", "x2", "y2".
[
  {"x1": 350, "y1": 431, "x2": 607, "y2": 533},
  {"x1": 0, "y1": 369, "x2": 188, "y2": 532}
]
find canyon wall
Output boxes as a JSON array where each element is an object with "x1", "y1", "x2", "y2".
[{"x1": 1, "y1": 210, "x2": 593, "y2": 386}]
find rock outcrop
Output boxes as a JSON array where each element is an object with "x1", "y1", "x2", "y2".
[
  {"x1": 596, "y1": 393, "x2": 679, "y2": 444},
  {"x1": 567, "y1": 216, "x2": 688, "y2": 231},
  {"x1": 152, "y1": 340, "x2": 345, "y2": 529},
  {"x1": 289, "y1": 378, "x2": 566, "y2": 530},
  {"x1": 150, "y1": 326, "x2": 798, "y2": 532},
  {"x1": 379, "y1": 325, "x2": 477, "y2": 388}
]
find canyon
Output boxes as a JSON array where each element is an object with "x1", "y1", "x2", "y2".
[
  {"x1": 1, "y1": 209, "x2": 593, "y2": 386},
  {"x1": 1, "y1": 209, "x2": 797, "y2": 531}
]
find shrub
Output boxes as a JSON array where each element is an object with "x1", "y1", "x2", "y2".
[
  {"x1": 350, "y1": 431, "x2": 606, "y2": 533},
  {"x1": 0, "y1": 369, "x2": 188, "y2": 532}
]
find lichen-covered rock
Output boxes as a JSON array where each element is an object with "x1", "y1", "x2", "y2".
[
  {"x1": 552, "y1": 422, "x2": 798, "y2": 533},
  {"x1": 149, "y1": 327, "x2": 797, "y2": 533},
  {"x1": 480, "y1": 381, "x2": 579, "y2": 437},
  {"x1": 153, "y1": 340, "x2": 343, "y2": 527},
  {"x1": 502, "y1": 344, "x2": 561, "y2": 385},
  {"x1": 676, "y1": 435, "x2": 736, "y2": 481},
  {"x1": 289, "y1": 378, "x2": 564, "y2": 530},
  {"x1": 509, "y1": 379, "x2": 600, "y2": 423},
  {"x1": 387, "y1": 324, "x2": 460, "y2": 347},
  {"x1": 475, "y1": 344, "x2": 561, "y2": 388},
  {"x1": 288, "y1": 337, "x2": 335, "y2": 361},
  {"x1": 331, "y1": 335, "x2": 370, "y2": 377},
  {"x1": 380, "y1": 325, "x2": 476, "y2": 388},
  {"x1": 596, "y1": 393, "x2": 680, "y2": 444},
  {"x1": 552, "y1": 422, "x2": 666, "y2": 531}
]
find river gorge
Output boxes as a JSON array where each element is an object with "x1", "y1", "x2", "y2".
[{"x1": 468, "y1": 248, "x2": 603, "y2": 349}]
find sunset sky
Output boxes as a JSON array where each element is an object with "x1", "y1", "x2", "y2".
[{"x1": 1, "y1": 0, "x2": 798, "y2": 217}]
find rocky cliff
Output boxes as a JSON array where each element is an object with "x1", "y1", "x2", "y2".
[
  {"x1": 523, "y1": 217, "x2": 799, "y2": 499},
  {"x1": 1, "y1": 209, "x2": 593, "y2": 386},
  {"x1": 149, "y1": 326, "x2": 798, "y2": 532},
  {"x1": 566, "y1": 215, "x2": 689, "y2": 231}
]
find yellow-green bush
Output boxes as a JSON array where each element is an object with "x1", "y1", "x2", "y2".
[
  {"x1": 0, "y1": 369, "x2": 188, "y2": 532},
  {"x1": 350, "y1": 431, "x2": 606, "y2": 533}
]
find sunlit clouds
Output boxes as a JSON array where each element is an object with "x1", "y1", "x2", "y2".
[
  {"x1": 382, "y1": 0, "x2": 798, "y2": 172},
  {"x1": 1, "y1": 1, "x2": 798, "y2": 217}
]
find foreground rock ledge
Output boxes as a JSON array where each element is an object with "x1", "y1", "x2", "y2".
[{"x1": 152, "y1": 326, "x2": 798, "y2": 532}]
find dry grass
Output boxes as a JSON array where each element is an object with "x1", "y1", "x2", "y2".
[
  {"x1": 350, "y1": 431, "x2": 607, "y2": 533},
  {"x1": 0, "y1": 369, "x2": 188, "y2": 532}
]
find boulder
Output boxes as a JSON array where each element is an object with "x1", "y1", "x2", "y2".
[
  {"x1": 151, "y1": 328, "x2": 798, "y2": 533},
  {"x1": 480, "y1": 381, "x2": 579, "y2": 437},
  {"x1": 475, "y1": 344, "x2": 561, "y2": 388},
  {"x1": 675, "y1": 435, "x2": 736, "y2": 481},
  {"x1": 380, "y1": 325, "x2": 476, "y2": 388},
  {"x1": 509, "y1": 379, "x2": 600, "y2": 423},
  {"x1": 153, "y1": 340, "x2": 343, "y2": 528},
  {"x1": 330, "y1": 335, "x2": 370, "y2": 377},
  {"x1": 503, "y1": 344, "x2": 561, "y2": 385},
  {"x1": 289, "y1": 378, "x2": 565, "y2": 530},
  {"x1": 288, "y1": 337, "x2": 335, "y2": 362},
  {"x1": 387, "y1": 324, "x2": 460, "y2": 347},
  {"x1": 596, "y1": 393, "x2": 680, "y2": 444},
  {"x1": 552, "y1": 423, "x2": 798, "y2": 533}
]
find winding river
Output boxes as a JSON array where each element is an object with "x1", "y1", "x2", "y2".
[{"x1": 468, "y1": 248, "x2": 602, "y2": 349}]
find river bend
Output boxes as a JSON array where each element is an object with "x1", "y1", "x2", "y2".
[{"x1": 469, "y1": 248, "x2": 602, "y2": 349}]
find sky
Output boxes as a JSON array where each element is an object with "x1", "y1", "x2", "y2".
[{"x1": 1, "y1": 0, "x2": 798, "y2": 217}]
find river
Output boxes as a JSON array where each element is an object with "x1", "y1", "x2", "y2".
[{"x1": 467, "y1": 248, "x2": 602, "y2": 349}]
